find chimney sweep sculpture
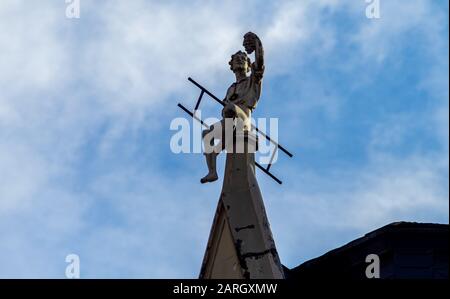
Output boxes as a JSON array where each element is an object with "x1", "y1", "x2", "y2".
[{"x1": 178, "y1": 32, "x2": 293, "y2": 279}]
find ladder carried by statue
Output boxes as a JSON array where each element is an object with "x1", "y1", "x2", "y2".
[{"x1": 178, "y1": 77, "x2": 293, "y2": 184}]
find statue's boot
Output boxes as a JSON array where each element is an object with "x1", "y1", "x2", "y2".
[{"x1": 200, "y1": 153, "x2": 218, "y2": 184}]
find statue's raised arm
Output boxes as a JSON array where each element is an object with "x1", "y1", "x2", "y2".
[{"x1": 243, "y1": 32, "x2": 264, "y2": 82}]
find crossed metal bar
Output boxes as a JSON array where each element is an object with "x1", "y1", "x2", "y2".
[{"x1": 177, "y1": 77, "x2": 294, "y2": 184}]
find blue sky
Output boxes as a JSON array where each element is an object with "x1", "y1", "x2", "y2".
[{"x1": 0, "y1": 0, "x2": 448, "y2": 278}]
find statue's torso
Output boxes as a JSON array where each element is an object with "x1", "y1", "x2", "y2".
[{"x1": 225, "y1": 71, "x2": 263, "y2": 112}]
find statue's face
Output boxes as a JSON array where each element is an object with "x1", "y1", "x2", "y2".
[{"x1": 230, "y1": 53, "x2": 249, "y2": 73}]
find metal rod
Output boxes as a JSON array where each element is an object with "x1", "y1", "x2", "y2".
[
  {"x1": 266, "y1": 146, "x2": 278, "y2": 172},
  {"x1": 178, "y1": 103, "x2": 209, "y2": 128},
  {"x1": 253, "y1": 126, "x2": 293, "y2": 158},
  {"x1": 188, "y1": 77, "x2": 293, "y2": 158},
  {"x1": 178, "y1": 102, "x2": 282, "y2": 185},
  {"x1": 255, "y1": 163, "x2": 282, "y2": 185},
  {"x1": 188, "y1": 77, "x2": 225, "y2": 106},
  {"x1": 194, "y1": 90, "x2": 204, "y2": 111}
]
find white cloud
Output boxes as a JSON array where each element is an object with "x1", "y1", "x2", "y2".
[
  {"x1": 266, "y1": 151, "x2": 448, "y2": 268},
  {"x1": 260, "y1": 0, "x2": 449, "y2": 269},
  {"x1": 0, "y1": 0, "x2": 447, "y2": 277},
  {"x1": 352, "y1": 0, "x2": 441, "y2": 62}
]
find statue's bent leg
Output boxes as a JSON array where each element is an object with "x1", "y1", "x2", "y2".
[
  {"x1": 200, "y1": 120, "x2": 225, "y2": 184},
  {"x1": 233, "y1": 104, "x2": 251, "y2": 131}
]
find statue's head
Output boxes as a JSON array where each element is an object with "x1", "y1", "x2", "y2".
[{"x1": 229, "y1": 51, "x2": 251, "y2": 74}]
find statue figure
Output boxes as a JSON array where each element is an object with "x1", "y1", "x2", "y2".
[{"x1": 201, "y1": 32, "x2": 265, "y2": 184}]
